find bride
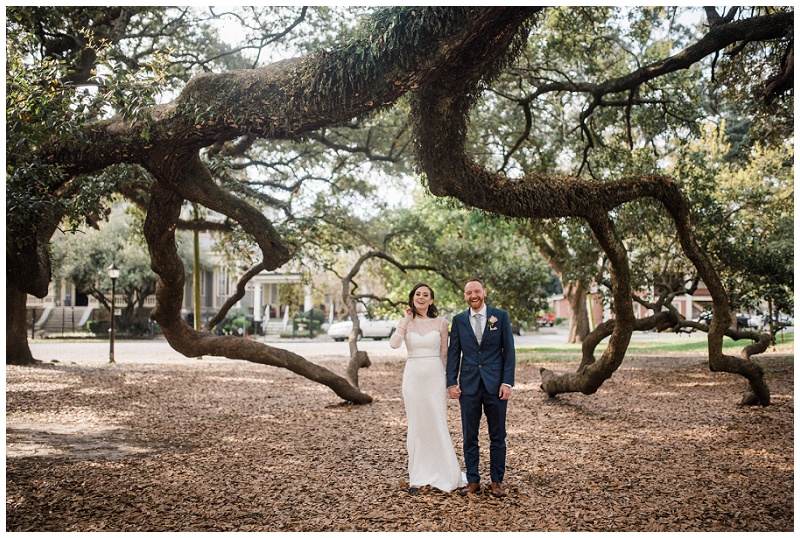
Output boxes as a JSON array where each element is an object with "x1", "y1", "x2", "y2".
[{"x1": 390, "y1": 283, "x2": 467, "y2": 494}]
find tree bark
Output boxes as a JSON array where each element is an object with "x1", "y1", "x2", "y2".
[
  {"x1": 346, "y1": 351, "x2": 372, "y2": 389},
  {"x1": 663, "y1": 192, "x2": 770, "y2": 405},
  {"x1": 7, "y1": 200, "x2": 63, "y2": 365},
  {"x1": 40, "y1": 8, "x2": 543, "y2": 177},
  {"x1": 7, "y1": 285, "x2": 38, "y2": 365},
  {"x1": 564, "y1": 280, "x2": 590, "y2": 344},
  {"x1": 342, "y1": 273, "x2": 369, "y2": 388},
  {"x1": 539, "y1": 214, "x2": 635, "y2": 396}
]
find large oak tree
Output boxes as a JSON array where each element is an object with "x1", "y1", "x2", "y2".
[{"x1": 8, "y1": 7, "x2": 792, "y2": 405}]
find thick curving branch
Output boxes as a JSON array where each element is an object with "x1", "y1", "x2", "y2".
[
  {"x1": 539, "y1": 213, "x2": 635, "y2": 396},
  {"x1": 41, "y1": 8, "x2": 543, "y2": 178},
  {"x1": 143, "y1": 181, "x2": 373, "y2": 404},
  {"x1": 524, "y1": 11, "x2": 792, "y2": 108},
  {"x1": 409, "y1": 7, "x2": 771, "y2": 405},
  {"x1": 507, "y1": 9, "x2": 793, "y2": 171},
  {"x1": 659, "y1": 191, "x2": 770, "y2": 405},
  {"x1": 145, "y1": 152, "x2": 292, "y2": 271}
]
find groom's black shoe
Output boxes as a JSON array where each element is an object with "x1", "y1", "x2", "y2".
[
  {"x1": 490, "y1": 482, "x2": 507, "y2": 498},
  {"x1": 459, "y1": 482, "x2": 480, "y2": 496}
]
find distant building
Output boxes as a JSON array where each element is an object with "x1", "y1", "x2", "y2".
[
  {"x1": 550, "y1": 279, "x2": 713, "y2": 329},
  {"x1": 27, "y1": 267, "x2": 305, "y2": 336},
  {"x1": 27, "y1": 230, "x2": 307, "y2": 336}
]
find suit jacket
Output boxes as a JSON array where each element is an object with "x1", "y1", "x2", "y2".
[{"x1": 446, "y1": 306, "x2": 515, "y2": 395}]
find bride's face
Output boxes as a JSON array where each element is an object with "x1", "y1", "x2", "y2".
[{"x1": 412, "y1": 286, "x2": 434, "y2": 314}]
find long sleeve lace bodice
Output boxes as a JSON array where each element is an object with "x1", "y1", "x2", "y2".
[{"x1": 390, "y1": 316, "x2": 449, "y2": 365}]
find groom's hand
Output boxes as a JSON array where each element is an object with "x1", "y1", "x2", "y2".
[
  {"x1": 447, "y1": 385, "x2": 461, "y2": 399},
  {"x1": 499, "y1": 384, "x2": 512, "y2": 401}
]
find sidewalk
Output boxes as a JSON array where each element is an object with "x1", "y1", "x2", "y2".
[
  {"x1": 25, "y1": 324, "x2": 721, "y2": 366},
  {"x1": 26, "y1": 335, "x2": 407, "y2": 365}
]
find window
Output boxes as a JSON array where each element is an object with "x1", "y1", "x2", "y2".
[{"x1": 217, "y1": 269, "x2": 231, "y2": 297}]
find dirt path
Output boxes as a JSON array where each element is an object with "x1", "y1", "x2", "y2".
[{"x1": 6, "y1": 352, "x2": 793, "y2": 531}]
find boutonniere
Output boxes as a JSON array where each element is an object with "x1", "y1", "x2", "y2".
[{"x1": 487, "y1": 315, "x2": 498, "y2": 331}]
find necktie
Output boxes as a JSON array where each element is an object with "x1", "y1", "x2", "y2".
[{"x1": 472, "y1": 313, "x2": 483, "y2": 344}]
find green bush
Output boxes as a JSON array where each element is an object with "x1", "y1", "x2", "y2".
[
  {"x1": 86, "y1": 320, "x2": 109, "y2": 334},
  {"x1": 231, "y1": 315, "x2": 255, "y2": 335},
  {"x1": 292, "y1": 308, "x2": 325, "y2": 334},
  {"x1": 212, "y1": 308, "x2": 252, "y2": 336},
  {"x1": 292, "y1": 318, "x2": 321, "y2": 331},
  {"x1": 295, "y1": 308, "x2": 325, "y2": 322}
]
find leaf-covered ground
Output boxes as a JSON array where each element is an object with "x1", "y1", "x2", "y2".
[{"x1": 6, "y1": 349, "x2": 793, "y2": 532}]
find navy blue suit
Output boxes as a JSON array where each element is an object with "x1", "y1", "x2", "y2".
[{"x1": 447, "y1": 306, "x2": 515, "y2": 484}]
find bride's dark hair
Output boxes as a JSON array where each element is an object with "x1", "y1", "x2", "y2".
[{"x1": 408, "y1": 283, "x2": 438, "y2": 318}]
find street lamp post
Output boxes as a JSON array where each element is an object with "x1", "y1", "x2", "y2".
[{"x1": 107, "y1": 263, "x2": 120, "y2": 363}]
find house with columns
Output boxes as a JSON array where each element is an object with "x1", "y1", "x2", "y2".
[
  {"x1": 27, "y1": 267, "x2": 309, "y2": 337},
  {"x1": 27, "y1": 228, "x2": 312, "y2": 337}
]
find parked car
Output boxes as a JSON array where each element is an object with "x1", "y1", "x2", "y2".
[
  {"x1": 536, "y1": 313, "x2": 555, "y2": 327},
  {"x1": 762, "y1": 312, "x2": 793, "y2": 328},
  {"x1": 327, "y1": 315, "x2": 398, "y2": 341},
  {"x1": 692, "y1": 311, "x2": 713, "y2": 326},
  {"x1": 736, "y1": 314, "x2": 761, "y2": 330}
]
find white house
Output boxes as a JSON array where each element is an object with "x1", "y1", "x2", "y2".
[{"x1": 27, "y1": 229, "x2": 307, "y2": 337}]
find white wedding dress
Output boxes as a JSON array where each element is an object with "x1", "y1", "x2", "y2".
[{"x1": 390, "y1": 316, "x2": 467, "y2": 491}]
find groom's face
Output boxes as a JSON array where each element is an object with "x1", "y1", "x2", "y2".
[{"x1": 464, "y1": 281, "x2": 486, "y2": 312}]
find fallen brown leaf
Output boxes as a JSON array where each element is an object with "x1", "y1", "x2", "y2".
[{"x1": 6, "y1": 353, "x2": 793, "y2": 531}]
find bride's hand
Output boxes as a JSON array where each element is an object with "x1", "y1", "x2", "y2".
[{"x1": 398, "y1": 307, "x2": 413, "y2": 330}]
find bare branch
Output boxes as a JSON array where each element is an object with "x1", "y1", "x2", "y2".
[{"x1": 519, "y1": 10, "x2": 792, "y2": 125}]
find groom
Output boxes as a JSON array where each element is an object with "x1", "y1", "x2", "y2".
[{"x1": 447, "y1": 278, "x2": 515, "y2": 498}]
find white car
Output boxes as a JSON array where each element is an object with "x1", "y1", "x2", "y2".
[{"x1": 327, "y1": 315, "x2": 398, "y2": 341}]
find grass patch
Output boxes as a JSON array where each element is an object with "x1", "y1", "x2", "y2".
[{"x1": 517, "y1": 330, "x2": 793, "y2": 363}]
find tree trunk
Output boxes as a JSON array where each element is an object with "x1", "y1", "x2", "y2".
[
  {"x1": 7, "y1": 223, "x2": 57, "y2": 366},
  {"x1": 342, "y1": 276, "x2": 370, "y2": 388},
  {"x1": 539, "y1": 215, "x2": 636, "y2": 397},
  {"x1": 7, "y1": 285, "x2": 38, "y2": 365},
  {"x1": 564, "y1": 280, "x2": 590, "y2": 344},
  {"x1": 346, "y1": 350, "x2": 372, "y2": 388}
]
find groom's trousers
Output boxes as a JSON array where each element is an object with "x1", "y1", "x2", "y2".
[{"x1": 459, "y1": 378, "x2": 508, "y2": 484}]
